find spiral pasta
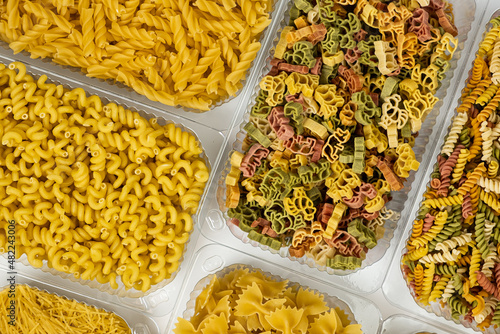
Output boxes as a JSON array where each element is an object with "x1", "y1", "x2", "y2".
[
  {"x1": 403, "y1": 16, "x2": 500, "y2": 331},
  {"x1": 0, "y1": 0, "x2": 274, "y2": 111},
  {"x1": 0, "y1": 61, "x2": 209, "y2": 292}
]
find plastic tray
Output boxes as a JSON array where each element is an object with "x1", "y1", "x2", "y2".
[
  {"x1": 379, "y1": 314, "x2": 457, "y2": 334},
  {"x1": 165, "y1": 243, "x2": 382, "y2": 334},
  {"x1": 383, "y1": 4, "x2": 498, "y2": 332},
  {"x1": 0, "y1": 56, "x2": 216, "y2": 305},
  {"x1": 0, "y1": 266, "x2": 159, "y2": 334},
  {"x1": 195, "y1": 0, "x2": 478, "y2": 294},
  {"x1": 0, "y1": 0, "x2": 289, "y2": 131}
]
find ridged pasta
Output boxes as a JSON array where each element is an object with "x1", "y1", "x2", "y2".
[
  {"x1": 0, "y1": 62, "x2": 209, "y2": 292},
  {"x1": 0, "y1": 0, "x2": 273, "y2": 111},
  {"x1": 441, "y1": 112, "x2": 468, "y2": 156}
]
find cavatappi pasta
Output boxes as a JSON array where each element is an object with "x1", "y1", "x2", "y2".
[
  {"x1": 174, "y1": 266, "x2": 363, "y2": 333},
  {"x1": 0, "y1": 61, "x2": 209, "y2": 292},
  {"x1": 0, "y1": 0, "x2": 274, "y2": 111},
  {"x1": 0, "y1": 284, "x2": 130, "y2": 334}
]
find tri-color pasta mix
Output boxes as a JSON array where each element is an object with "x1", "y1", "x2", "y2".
[
  {"x1": 226, "y1": 0, "x2": 458, "y2": 270},
  {"x1": 402, "y1": 16, "x2": 500, "y2": 331},
  {"x1": 0, "y1": 284, "x2": 130, "y2": 334},
  {"x1": 173, "y1": 266, "x2": 363, "y2": 333},
  {"x1": 0, "y1": 61, "x2": 209, "y2": 292},
  {"x1": 0, "y1": 0, "x2": 274, "y2": 111}
]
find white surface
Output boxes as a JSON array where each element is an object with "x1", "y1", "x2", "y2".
[{"x1": 0, "y1": 0, "x2": 495, "y2": 333}]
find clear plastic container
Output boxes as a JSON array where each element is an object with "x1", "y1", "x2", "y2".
[
  {"x1": 0, "y1": 266, "x2": 159, "y2": 334},
  {"x1": 0, "y1": 0, "x2": 289, "y2": 131},
  {"x1": 165, "y1": 243, "x2": 382, "y2": 334},
  {"x1": 0, "y1": 57, "x2": 214, "y2": 304},
  {"x1": 383, "y1": 4, "x2": 499, "y2": 333},
  {"x1": 380, "y1": 314, "x2": 459, "y2": 334},
  {"x1": 196, "y1": 0, "x2": 478, "y2": 294}
]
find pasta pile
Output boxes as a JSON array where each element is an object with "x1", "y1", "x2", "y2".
[
  {"x1": 0, "y1": 61, "x2": 209, "y2": 292},
  {"x1": 226, "y1": 0, "x2": 458, "y2": 270},
  {"x1": 174, "y1": 266, "x2": 363, "y2": 333},
  {"x1": 0, "y1": 284, "x2": 130, "y2": 334},
  {"x1": 402, "y1": 16, "x2": 500, "y2": 331},
  {"x1": 0, "y1": 0, "x2": 274, "y2": 111}
]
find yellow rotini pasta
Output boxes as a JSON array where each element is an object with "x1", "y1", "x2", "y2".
[
  {"x1": 0, "y1": 61, "x2": 209, "y2": 292},
  {"x1": 0, "y1": 0, "x2": 274, "y2": 111}
]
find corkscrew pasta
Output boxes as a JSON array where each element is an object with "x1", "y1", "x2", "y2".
[
  {"x1": 0, "y1": 0, "x2": 274, "y2": 111},
  {"x1": 402, "y1": 16, "x2": 500, "y2": 331},
  {"x1": 226, "y1": 0, "x2": 458, "y2": 270},
  {"x1": 173, "y1": 265, "x2": 363, "y2": 333},
  {"x1": 0, "y1": 61, "x2": 209, "y2": 292},
  {"x1": 0, "y1": 284, "x2": 130, "y2": 334}
]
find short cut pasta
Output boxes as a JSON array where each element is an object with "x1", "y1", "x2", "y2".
[
  {"x1": 0, "y1": 61, "x2": 209, "y2": 292},
  {"x1": 0, "y1": 0, "x2": 274, "y2": 111}
]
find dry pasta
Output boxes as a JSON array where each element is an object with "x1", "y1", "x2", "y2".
[
  {"x1": 226, "y1": 0, "x2": 458, "y2": 271},
  {"x1": 402, "y1": 16, "x2": 500, "y2": 332},
  {"x1": 0, "y1": 0, "x2": 274, "y2": 111},
  {"x1": 173, "y1": 266, "x2": 363, "y2": 333},
  {"x1": 0, "y1": 61, "x2": 209, "y2": 292},
  {"x1": 0, "y1": 284, "x2": 130, "y2": 334}
]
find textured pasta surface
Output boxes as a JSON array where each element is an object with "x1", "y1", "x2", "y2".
[
  {"x1": 173, "y1": 266, "x2": 363, "y2": 333},
  {"x1": 0, "y1": 284, "x2": 130, "y2": 334},
  {"x1": 0, "y1": 61, "x2": 209, "y2": 292},
  {"x1": 0, "y1": 0, "x2": 274, "y2": 111},
  {"x1": 402, "y1": 16, "x2": 500, "y2": 332},
  {"x1": 226, "y1": 0, "x2": 458, "y2": 270}
]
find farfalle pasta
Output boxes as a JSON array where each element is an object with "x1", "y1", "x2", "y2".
[
  {"x1": 402, "y1": 16, "x2": 500, "y2": 332},
  {"x1": 0, "y1": 61, "x2": 209, "y2": 292},
  {"x1": 173, "y1": 266, "x2": 363, "y2": 333},
  {"x1": 0, "y1": 0, "x2": 274, "y2": 111},
  {"x1": 226, "y1": 0, "x2": 458, "y2": 270},
  {"x1": 0, "y1": 284, "x2": 130, "y2": 333}
]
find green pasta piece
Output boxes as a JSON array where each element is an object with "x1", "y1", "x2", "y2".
[
  {"x1": 244, "y1": 122, "x2": 272, "y2": 148},
  {"x1": 298, "y1": 158, "x2": 331, "y2": 183},
  {"x1": 352, "y1": 91, "x2": 381, "y2": 126},
  {"x1": 260, "y1": 167, "x2": 298, "y2": 201},
  {"x1": 338, "y1": 13, "x2": 360, "y2": 49},
  {"x1": 429, "y1": 204, "x2": 462, "y2": 251},
  {"x1": 288, "y1": 4, "x2": 301, "y2": 25},
  {"x1": 347, "y1": 219, "x2": 377, "y2": 249},
  {"x1": 448, "y1": 295, "x2": 468, "y2": 318},
  {"x1": 293, "y1": 0, "x2": 313, "y2": 14},
  {"x1": 401, "y1": 121, "x2": 412, "y2": 138},
  {"x1": 339, "y1": 145, "x2": 354, "y2": 164},
  {"x1": 474, "y1": 213, "x2": 490, "y2": 259},
  {"x1": 264, "y1": 199, "x2": 307, "y2": 233},
  {"x1": 284, "y1": 101, "x2": 305, "y2": 134},
  {"x1": 327, "y1": 255, "x2": 362, "y2": 270},
  {"x1": 381, "y1": 77, "x2": 400, "y2": 101},
  {"x1": 435, "y1": 264, "x2": 457, "y2": 276},
  {"x1": 251, "y1": 90, "x2": 272, "y2": 118},
  {"x1": 318, "y1": 0, "x2": 337, "y2": 28},
  {"x1": 321, "y1": 27, "x2": 340, "y2": 55},
  {"x1": 306, "y1": 187, "x2": 323, "y2": 206},
  {"x1": 292, "y1": 41, "x2": 317, "y2": 69},
  {"x1": 492, "y1": 302, "x2": 500, "y2": 325},
  {"x1": 248, "y1": 230, "x2": 282, "y2": 250},
  {"x1": 352, "y1": 137, "x2": 365, "y2": 174},
  {"x1": 228, "y1": 200, "x2": 261, "y2": 232}
]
